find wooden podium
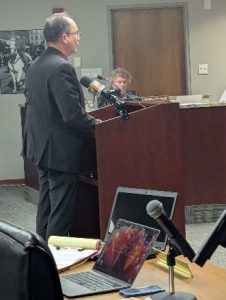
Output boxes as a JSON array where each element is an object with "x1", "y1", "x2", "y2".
[{"x1": 20, "y1": 102, "x2": 184, "y2": 239}]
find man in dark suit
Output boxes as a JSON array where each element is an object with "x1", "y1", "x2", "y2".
[{"x1": 22, "y1": 12, "x2": 100, "y2": 240}]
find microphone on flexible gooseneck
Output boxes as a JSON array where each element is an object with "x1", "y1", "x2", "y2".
[
  {"x1": 80, "y1": 76, "x2": 128, "y2": 119},
  {"x1": 97, "y1": 74, "x2": 145, "y2": 108},
  {"x1": 96, "y1": 75, "x2": 121, "y2": 92}
]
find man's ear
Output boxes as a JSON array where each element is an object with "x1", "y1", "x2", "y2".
[{"x1": 61, "y1": 33, "x2": 68, "y2": 44}]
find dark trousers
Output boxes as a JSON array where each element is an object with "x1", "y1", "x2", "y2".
[{"x1": 36, "y1": 166, "x2": 79, "y2": 241}]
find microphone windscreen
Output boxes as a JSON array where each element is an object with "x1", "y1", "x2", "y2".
[
  {"x1": 146, "y1": 200, "x2": 163, "y2": 219},
  {"x1": 80, "y1": 76, "x2": 94, "y2": 88},
  {"x1": 97, "y1": 75, "x2": 103, "y2": 80}
]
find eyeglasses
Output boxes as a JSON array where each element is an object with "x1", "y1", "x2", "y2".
[{"x1": 66, "y1": 31, "x2": 81, "y2": 38}]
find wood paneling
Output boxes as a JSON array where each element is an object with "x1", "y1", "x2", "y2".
[
  {"x1": 92, "y1": 103, "x2": 183, "y2": 238},
  {"x1": 112, "y1": 7, "x2": 186, "y2": 96},
  {"x1": 181, "y1": 106, "x2": 226, "y2": 206}
]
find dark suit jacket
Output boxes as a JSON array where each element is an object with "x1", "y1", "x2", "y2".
[{"x1": 22, "y1": 47, "x2": 96, "y2": 173}]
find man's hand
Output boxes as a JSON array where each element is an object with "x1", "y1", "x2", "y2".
[{"x1": 95, "y1": 119, "x2": 102, "y2": 124}]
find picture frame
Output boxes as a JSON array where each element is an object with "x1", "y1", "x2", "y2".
[{"x1": 0, "y1": 29, "x2": 45, "y2": 94}]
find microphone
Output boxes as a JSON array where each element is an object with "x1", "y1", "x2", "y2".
[
  {"x1": 97, "y1": 74, "x2": 145, "y2": 108},
  {"x1": 146, "y1": 200, "x2": 195, "y2": 261},
  {"x1": 97, "y1": 75, "x2": 121, "y2": 93},
  {"x1": 80, "y1": 76, "x2": 105, "y2": 96},
  {"x1": 96, "y1": 75, "x2": 121, "y2": 98},
  {"x1": 80, "y1": 76, "x2": 128, "y2": 119}
]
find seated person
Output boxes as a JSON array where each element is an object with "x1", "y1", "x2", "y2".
[{"x1": 97, "y1": 67, "x2": 136, "y2": 108}]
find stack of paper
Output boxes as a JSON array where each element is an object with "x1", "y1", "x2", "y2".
[
  {"x1": 48, "y1": 236, "x2": 102, "y2": 272},
  {"x1": 49, "y1": 245, "x2": 98, "y2": 272}
]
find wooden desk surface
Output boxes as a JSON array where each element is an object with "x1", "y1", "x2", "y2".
[{"x1": 63, "y1": 258, "x2": 226, "y2": 300}]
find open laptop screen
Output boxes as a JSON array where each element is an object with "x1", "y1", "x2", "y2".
[
  {"x1": 104, "y1": 187, "x2": 178, "y2": 251},
  {"x1": 95, "y1": 219, "x2": 159, "y2": 284}
]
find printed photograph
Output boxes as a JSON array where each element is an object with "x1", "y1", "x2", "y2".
[{"x1": 0, "y1": 30, "x2": 45, "y2": 94}]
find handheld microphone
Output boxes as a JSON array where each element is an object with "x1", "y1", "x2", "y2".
[
  {"x1": 146, "y1": 200, "x2": 195, "y2": 261},
  {"x1": 97, "y1": 74, "x2": 145, "y2": 108},
  {"x1": 80, "y1": 76, "x2": 128, "y2": 119}
]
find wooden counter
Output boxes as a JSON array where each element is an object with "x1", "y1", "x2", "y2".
[{"x1": 62, "y1": 258, "x2": 226, "y2": 300}]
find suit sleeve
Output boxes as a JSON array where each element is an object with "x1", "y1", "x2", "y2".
[{"x1": 49, "y1": 62, "x2": 96, "y2": 132}]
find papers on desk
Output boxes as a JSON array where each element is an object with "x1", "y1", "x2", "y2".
[
  {"x1": 176, "y1": 95, "x2": 203, "y2": 105},
  {"x1": 49, "y1": 245, "x2": 99, "y2": 272},
  {"x1": 48, "y1": 236, "x2": 102, "y2": 250}
]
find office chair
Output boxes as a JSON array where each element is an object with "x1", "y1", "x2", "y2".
[{"x1": 0, "y1": 219, "x2": 63, "y2": 300}]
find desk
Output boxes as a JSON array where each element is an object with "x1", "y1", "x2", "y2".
[{"x1": 63, "y1": 259, "x2": 226, "y2": 300}]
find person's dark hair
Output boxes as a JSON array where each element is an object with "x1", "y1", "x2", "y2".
[{"x1": 43, "y1": 12, "x2": 72, "y2": 43}]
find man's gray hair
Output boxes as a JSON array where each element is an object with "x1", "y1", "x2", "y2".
[
  {"x1": 108, "y1": 67, "x2": 132, "y2": 84},
  {"x1": 43, "y1": 12, "x2": 72, "y2": 43}
]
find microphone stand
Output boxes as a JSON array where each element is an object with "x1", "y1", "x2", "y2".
[
  {"x1": 151, "y1": 242, "x2": 197, "y2": 300},
  {"x1": 97, "y1": 75, "x2": 145, "y2": 109},
  {"x1": 109, "y1": 94, "x2": 128, "y2": 120}
]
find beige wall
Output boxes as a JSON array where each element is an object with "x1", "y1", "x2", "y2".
[
  {"x1": 0, "y1": 0, "x2": 226, "y2": 179},
  {"x1": 189, "y1": 0, "x2": 226, "y2": 100}
]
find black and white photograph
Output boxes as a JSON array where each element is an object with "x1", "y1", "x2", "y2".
[{"x1": 0, "y1": 29, "x2": 45, "y2": 94}]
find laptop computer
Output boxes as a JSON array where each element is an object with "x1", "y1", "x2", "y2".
[
  {"x1": 60, "y1": 219, "x2": 159, "y2": 298},
  {"x1": 104, "y1": 187, "x2": 178, "y2": 252}
]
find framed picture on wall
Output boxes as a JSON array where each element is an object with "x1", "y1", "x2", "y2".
[{"x1": 0, "y1": 29, "x2": 45, "y2": 94}]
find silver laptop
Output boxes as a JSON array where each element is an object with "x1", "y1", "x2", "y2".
[
  {"x1": 60, "y1": 219, "x2": 159, "y2": 298},
  {"x1": 104, "y1": 187, "x2": 178, "y2": 252}
]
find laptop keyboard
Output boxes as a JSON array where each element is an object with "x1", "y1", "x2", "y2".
[{"x1": 63, "y1": 271, "x2": 124, "y2": 291}]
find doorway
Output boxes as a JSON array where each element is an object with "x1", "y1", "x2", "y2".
[{"x1": 111, "y1": 6, "x2": 188, "y2": 97}]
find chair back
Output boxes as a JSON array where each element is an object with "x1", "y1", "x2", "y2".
[{"x1": 0, "y1": 219, "x2": 63, "y2": 300}]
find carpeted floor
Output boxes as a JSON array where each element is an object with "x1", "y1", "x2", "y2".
[
  {"x1": 0, "y1": 185, "x2": 36, "y2": 232},
  {"x1": 0, "y1": 185, "x2": 225, "y2": 269}
]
